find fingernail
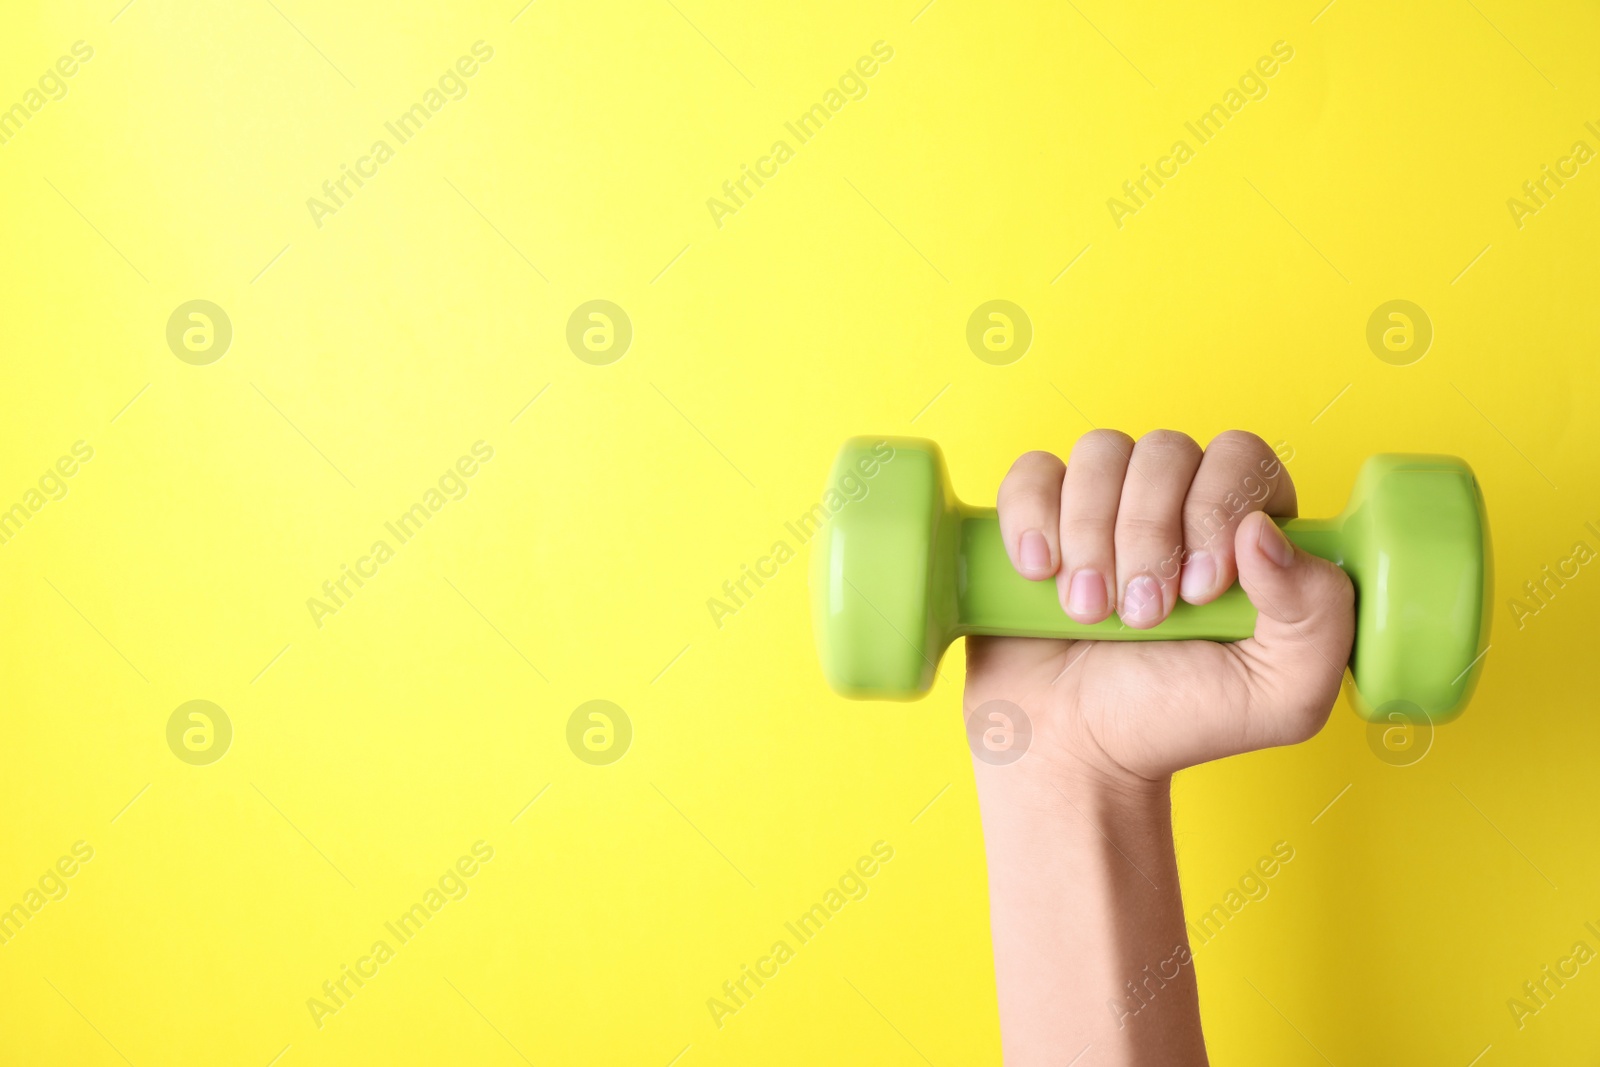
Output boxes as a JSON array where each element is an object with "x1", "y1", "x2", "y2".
[
  {"x1": 1122, "y1": 575, "x2": 1162, "y2": 627},
  {"x1": 1180, "y1": 551, "x2": 1215, "y2": 603},
  {"x1": 1066, "y1": 569, "x2": 1107, "y2": 620},
  {"x1": 1019, "y1": 529, "x2": 1052, "y2": 578},
  {"x1": 1258, "y1": 519, "x2": 1294, "y2": 568}
]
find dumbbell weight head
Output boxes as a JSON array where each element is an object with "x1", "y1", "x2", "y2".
[{"x1": 809, "y1": 437, "x2": 1492, "y2": 722}]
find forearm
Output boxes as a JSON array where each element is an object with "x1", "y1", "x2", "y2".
[{"x1": 975, "y1": 760, "x2": 1206, "y2": 1066}]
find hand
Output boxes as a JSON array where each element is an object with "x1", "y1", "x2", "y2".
[
  {"x1": 965, "y1": 429, "x2": 1355, "y2": 1066},
  {"x1": 966, "y1": 428, "x2": 1355, "y2": 786}
]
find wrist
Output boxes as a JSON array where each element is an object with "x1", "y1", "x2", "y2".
[
  {"x1": 973, "y1": 750, "x2": 1174, "y2": 893},
  {"x1": 972, "y1": 750, "x2": 1203, "y2": 1065},
  {"x1": 972, "y1": 746, "x2": 1172, "y2": 838}
]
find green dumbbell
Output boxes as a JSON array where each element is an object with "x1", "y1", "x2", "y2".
[{"x1": 810, "y1": 437, "x2": 1492, "y2": 721}]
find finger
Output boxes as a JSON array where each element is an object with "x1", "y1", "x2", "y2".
[
  {"x1": 1055, "y1": 430, "x2": 1132, "y2": 624},
  {"x1": 997, "y1": 450, "x2": 1066, "y2": 581},
  {"x1": 1113, "y1": 430, "x2": 1202, "y2": 628},
  {"x1": 1232, "y1": 512, "x2": 1356, "y2": 748},
  {"x1": 1179, "y1": 431, "x2": 1298, "y2": 605}
]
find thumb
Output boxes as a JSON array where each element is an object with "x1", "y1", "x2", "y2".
[{"x1": 1232, "y1": 511, "x2": 1355, "y2": 747}]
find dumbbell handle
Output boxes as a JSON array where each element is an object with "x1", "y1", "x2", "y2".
[{"x1": 956, "y1": 509, "x2": 1347, "y2": 641}]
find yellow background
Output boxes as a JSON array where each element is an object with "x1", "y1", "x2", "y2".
[{"x1": 1, "y1": 0, "x2": 1596, "y2": 1063}]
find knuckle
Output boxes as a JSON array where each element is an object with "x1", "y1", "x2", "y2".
[
  {"x1": 1277, "y1": 698, "x2": 1334, "y2": 746},
  {"x1": 1135, "y1": 428, "x2": 1201, "y2": 458},
  {"x1": 1115, "y1": 516, "x2": 1183, "y2": 570},
  {"x1": 1072, "y1": 428, "x2": 1134, "y2": 458},
  {"x1": 1325, "y1": 568, "x2": 1357, "y2": 616},
  {"x1": 1113, "y1": 511, "x2": 1177, "y2": 534},
  {"x1": 1208, "y1": 429, "x2": 1272, "y2": 457},
  {"x1": 1210, "y1": 430, "x2": 1295, "y2": 496},
  {"x1": 1005, "y1": 449, "x2": 1065, "y2": 481},
  {"x1": 1304, "y1": 555, "x2": 1355, "y2": 602},
  {"x1": 1115, "y1": 513, "x2": 1176, "y2": 538},
  {"x1": 1183, "y1": 501, "x2": 1237, "y2": 548},
  {"x1": 999, "y1": 451, "x2": 1065, "y2": 507},
  {"x1": 1059, "y1": 515, "x2": 1115, "y2": 548},
  {"x1": 1256, "y1": 679, "x2": 1341, "y2": 747}
]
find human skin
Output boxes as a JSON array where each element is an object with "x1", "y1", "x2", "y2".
[{"x1": 964, "y1": 429, "x2": 1355, "y2": 1065}]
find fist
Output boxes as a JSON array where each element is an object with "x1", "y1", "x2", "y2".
[{"x1": 965, "y1": 429, "x2": 1355, "y2": 782}]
